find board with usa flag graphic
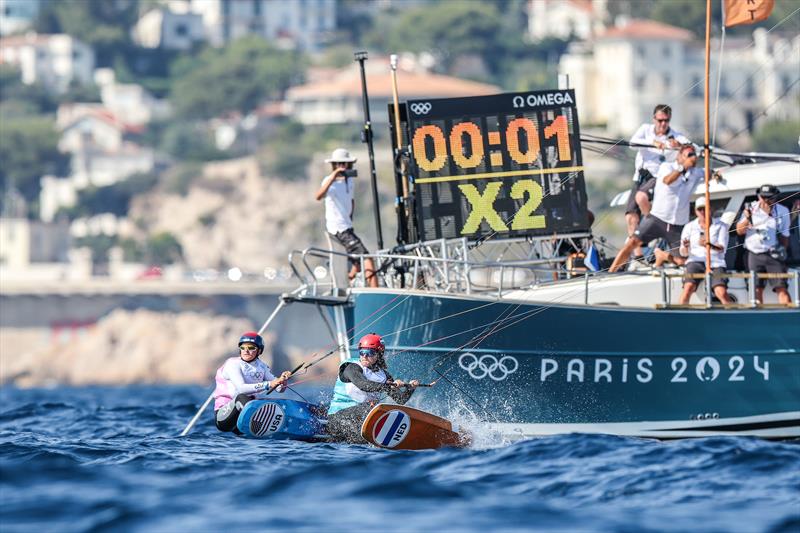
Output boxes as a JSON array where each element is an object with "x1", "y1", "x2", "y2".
[
  {"x1": 361, "y1": 404, "x2": 471, "y2": 450},
  {"x1": 236, "y1": 399, "x2": 327, "y2": 441}
]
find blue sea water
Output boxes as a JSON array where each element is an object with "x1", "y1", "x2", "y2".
[{"x1": 1, "y1": 385, "x2": 798, "y2": 533}]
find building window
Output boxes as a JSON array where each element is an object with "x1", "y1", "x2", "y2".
[
  {"x1": 636, "y1": 45, "x2": 645, "y2": 58},
  {"x1": 663, "y1": 44, "x2": 671, "y2": 57},
  {"x1": 175, "y1": 24, "x2": 188, "y2": 36},
  {"x1": 663, "y1": 74, "x2": 671, "y2": 90},
  {"x1": 636, "y1": 75, "x2": 645, "y2": 89}
]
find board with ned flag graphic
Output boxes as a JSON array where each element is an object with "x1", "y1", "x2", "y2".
[{"x1": 361, "y1": 404, "x2": 471, "y2": 450}]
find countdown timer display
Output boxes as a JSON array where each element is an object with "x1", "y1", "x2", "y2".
[{"x1": 406, "y1": 90, "x2": 589, "y2": 241}]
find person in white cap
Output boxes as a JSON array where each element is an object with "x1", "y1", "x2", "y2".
[
  {"x1": 675, "y1": 196, "x2": 732, "y2": 305},
  {"x1": 736, "y1": 184, "x2": 792, "y2": 304},
  {"x1": 314, "y1": 148, "x2": 378, "y2": 288}
]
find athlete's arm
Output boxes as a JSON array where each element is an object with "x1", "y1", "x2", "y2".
[
  {"x1": 226, "y1": 360, "x2": 281, "y2": 396},
  {"x1": 340, "y1": 363, "x2": 391, "y2": 393}
]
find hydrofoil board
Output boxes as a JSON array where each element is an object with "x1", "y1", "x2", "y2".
[{"x1": 361, "y1": 404, "x2": 471, "y2": 450}]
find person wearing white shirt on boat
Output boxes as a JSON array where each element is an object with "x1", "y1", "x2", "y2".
[
  {"x1": 610, "y1": 144, "x2": 707, "y2": 272},
  {"x1": 315, "y1": 148, "x2": 378, "y2": 288},
  {"x1": 624, "y1": 104, "x2": 691, "y2": 258},
  {"x1": 736, "y1": 185, "x2": 792, "y2": 305},
  {"x1": 213, "y1": 331, "x2": 291, "y2": 433},
  {"x1": 677, "y1": 196, "x2": 732, "y2": 305}
]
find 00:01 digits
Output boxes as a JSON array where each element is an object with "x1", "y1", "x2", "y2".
[{"x1": 411, "y1": 115, "x2": 573, "y2": 172}]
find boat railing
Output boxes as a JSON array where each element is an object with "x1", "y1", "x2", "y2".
[
  {"x1": 655, "y1": 270, "x2": 799, "y2": 309},
  {"x1": 288, "y1": 243, "x2": 798, "y2": 309},
  {"x1": 288, "y1": 243, "x2": 576, "y2": 299}
]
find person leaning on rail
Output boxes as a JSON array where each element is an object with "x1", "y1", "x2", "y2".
[
  {"x1": 314, "y1": 147, "x2": 379, "y2": 288},
  {"x1": 212, "y1": 332, "x2": 291, "y2": 433},
  {"x1": 624, "y1": 104, "x2": 691, "y2": 259},
  {"x1": 326, "y1": 333, "x2": 420, "y2": 444},
  {"x1": 610, "y1": 144, "x2": 714, "y2": 272},
  {"x1": 736, "y1": 184, "x2": 792, "y2": 305},
  {"x1": 674, "y1": 196, "x2": 732, "y2": 305}
]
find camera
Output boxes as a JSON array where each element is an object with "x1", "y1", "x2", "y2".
[
  {"x1": 769, "y1": 245, "x2": 787, "y2": 262},
  {"x1": 343, "y1": 169, "x2": 358, "y2": 178}
]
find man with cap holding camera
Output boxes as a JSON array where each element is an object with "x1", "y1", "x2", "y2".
[
  {"x1": 315, "y1": 148, "x2": 378, "y2": 288},
  {"x1": 736, "y1": 184, "x2": 792, "y2": 304},
  {"x1": 676, "y1": 196, "x2": 732, "y2": 305}
]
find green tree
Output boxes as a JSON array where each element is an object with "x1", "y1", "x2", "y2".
[
  {"x1": 73, "y1": 234, "x2": 117, "y2": 263},
  {"x1": 751, "y1": 119, "x2": 800, "y2": 154},
  {"x1": 160, "y1": 122, "x2": 230, "y2": 161},
  {"x1": 0, "y1": 66, "x2": 58, "y2": 116},
  {"x1": 146, "y1": 232, "x2": 183, "y2": 265},
  {"x1": 170, "y1": 36, "x2": 306, "y2": 120},
  {"x1": 372, "y1": 2, "x2": 508, "y2": 75},
  {"x1": 63, "y1": 173, "x2": 159, "y2": 218},
  {"x1": 0, "y1": 116, "x2": 68, "y2": 205},
  {"x1": 118, "y1": 237, "x2": 145, "y2": 262},
  {"x1": 34, "y1": 0, "x2": 137, "y2": 66}
]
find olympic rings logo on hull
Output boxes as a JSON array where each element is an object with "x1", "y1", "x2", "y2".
[
  {"x1": 410, "y1": 102, "x2": 432, "y2": 115},
  {"x1": 458, "y1": 353, "x2": 519, "y2": 381}
]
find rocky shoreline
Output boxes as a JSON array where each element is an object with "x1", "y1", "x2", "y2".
[{"x1": 0, "y1": 309, "x2": 338, "y2": 388}]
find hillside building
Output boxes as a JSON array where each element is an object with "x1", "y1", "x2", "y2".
[
  {"x1": 559, "y1": 21, "x2": 800, "y2": 143},
  {"x1": 0, "y1": 33, "x2": 94, "y2": 92},
  {"x1": 284, "y1": 58, "x2": 501, "y2": 125}
]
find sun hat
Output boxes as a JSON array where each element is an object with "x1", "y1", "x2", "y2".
[{"x1": 325, "y1": 148, "x2": 357, "y2": 164}]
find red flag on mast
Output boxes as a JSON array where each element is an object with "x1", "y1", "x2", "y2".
[{"x1": 724, "y1": 0, "x2": 775, "y2": 27}]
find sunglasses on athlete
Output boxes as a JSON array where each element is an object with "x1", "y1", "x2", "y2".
[
  {"x1": 685, "y1": 152, "x2": 697, "y2": 158},
  {"x1": 359, "y1": 348, "x2": 380, "y2": 358},
  {"x1": 654, "y1": 118, "x2": 671, "y2": 123},
  {"x1": 240, "y1": 344, "x2": 259, "y2": 351}
]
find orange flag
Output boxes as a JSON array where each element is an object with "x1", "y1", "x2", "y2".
[{"x1": 724, "y1": 0, "x2": 775, "y2": 27}]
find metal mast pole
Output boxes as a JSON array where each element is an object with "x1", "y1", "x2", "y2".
[
  {"x1": 390, "y1": 54, "x2": 408, "y2": 245},
  {"x1": 703, "y1": 0, "x2": 712, "y2": 274},
  {"x1": 354, "y1": 51, "x2": 384, "y2": 250}
]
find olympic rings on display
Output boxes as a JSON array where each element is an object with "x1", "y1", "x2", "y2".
[
  {"x1": 410, "y1": 102, "x2": 432, "y2": 115},
  {"x1": 458, "y1": 353, "x2": 519, "y2": 381}
]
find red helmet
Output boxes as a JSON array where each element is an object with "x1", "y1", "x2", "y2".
[
  {"x1": 358, "y1": 333, "x2": 384, "y2": 354},
  {"x1": 238, "y1": 331, "x2": 264, "y2": 353}
]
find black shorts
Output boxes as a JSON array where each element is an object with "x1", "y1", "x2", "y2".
[
  {"x1": 330, "y1": 228, "x2": 369, "y2": 256},
  {"x1": 684, "y1": 262, "x2": 727, "y2": 288},
  {"x1": 625, "y1": 175, "x2": 657, "y2": 216},
  {"x1": 747, "y1": 252, "x2": 788, "y2": 289},
  {"x1": 633, "y1": 216, "x2": 683, "y2": 251}
]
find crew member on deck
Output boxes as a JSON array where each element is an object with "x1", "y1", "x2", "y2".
[
  {"x1": 213, "y1": 332, "x2": 291, "y2": 433},
  {"x1": 676, "y1": 196, "x2": 732, "y2": 305},
  {"x1": 624, "y1": 104, "x2": 691, "y2": 259},
  {"x1": 315, "y1": 148, "x2": 378, "y2": 288},
  {"x1": 326, "y1": 333, "x2": 420, "y2": 443},
  {"x1": 610, "y1": 144, "x2": 708, "y2": 272},
  {"x1": 736, "y1": 184, "x2": 792, "y2": 305}
]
